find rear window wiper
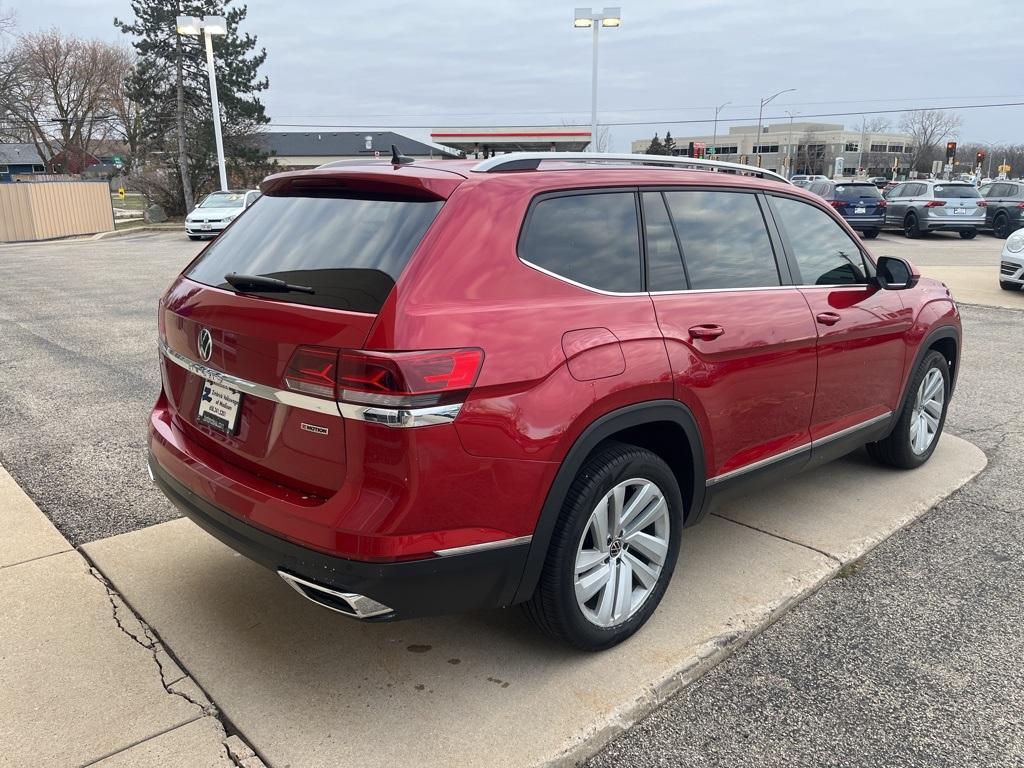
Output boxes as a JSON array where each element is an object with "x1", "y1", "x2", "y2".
[{"x1": 223, "y1": 273, "x2": 315, "y2": 295}]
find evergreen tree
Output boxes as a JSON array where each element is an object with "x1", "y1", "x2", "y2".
[
  {"x1": 663, "y1": 131, "x2": 676, "y2": 156},
  {"x1": 115, "y1": 0, "x2": 270, "y2": 213},
  {"x1": 646, "y1": 133, "x2": 665, "y2": 155}
]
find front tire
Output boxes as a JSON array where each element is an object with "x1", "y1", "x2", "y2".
[
  {"x1": 867, "y1": 350, "x2": 950, "y2": 469},
  {"x1": 523, "y1": 442, "x2": 683, "y2": 650},
  {"x1": 959, "y1": 229, "x2": 977, "y2": 240},
  {"x1": 904, "y1": 213, "x2": 922, "y2": 239}
]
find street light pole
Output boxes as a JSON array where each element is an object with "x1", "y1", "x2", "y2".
[
  {"x1": 575, "y1": 8, "x2": 621, "y2": 153},
  {"x1": 756, "y1": 88, "x2": 795, "y2": 168},
  {"x1": 785, "y1": 110, "x2": 799, "y2": 179},
  {"x1": 176, "y1": 15, "x2": 228, "y2": 190},
  {"x1": 712, "y1": 101, "x2": 730, "y2": 156}
]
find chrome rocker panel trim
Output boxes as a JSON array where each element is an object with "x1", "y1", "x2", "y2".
[
  {"x1": 160, "y1": 341, "x2": 461, "y2": 428},
  {"x1": 433, "y1": 535, "x2": 534, "y2": 558}
]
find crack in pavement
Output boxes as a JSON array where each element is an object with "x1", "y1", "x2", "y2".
[{"x1": 86, "y1": 565, "x2": 216, "y2": 716}]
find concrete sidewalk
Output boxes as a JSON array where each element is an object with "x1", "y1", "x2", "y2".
[
  {"x1": 81, "y1": 435, "x2": 984, "y2": 768},
  {"x1": 0, "y1": 465, "x2": 262, "y2": 768}
]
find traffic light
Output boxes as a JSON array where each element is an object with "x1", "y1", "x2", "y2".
[
  {"x1": 976, "y1": 150, "x2": 986, "y2": 165},
  {"x1": 946, "y1": 141, "x2": 957, "y2": 162}
]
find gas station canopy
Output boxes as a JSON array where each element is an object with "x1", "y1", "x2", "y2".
[{"x1": 430, "y1": 127, "x2": 592, "y2": 156}]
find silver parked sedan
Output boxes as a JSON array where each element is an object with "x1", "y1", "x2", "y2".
[
  {"x1": 883, "y1": 180, "x2": 986, "y2": 239},
  {"x1": 1000, "y1": 229, "x2": 1024, "y2": 291},
  {"x1": 185, "y1": 189, "x2": 261, "y2": 240}
]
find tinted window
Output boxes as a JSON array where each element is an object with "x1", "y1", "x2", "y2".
[
  {"x1": 771, "y1": 196, "x2": 867, "y2": 285},
  {"x1": 979, "y1": 184, "x2": 995, "y2": 197},
  {"x1": 642, "y1": 192, "x2": 687, "y2": 291},
  {"x1": 808, "y1": 181, "x2": 830, "y2": 197},
  {"x1": 663, "y1": 191, "x2": 780, "y2": 290},
  {"x1": 834, "y1": 184, "x2": 882, "y2": 201},
  {"x1": 933, "y1": 184, "x2": 980, "y2": 199},
  {"x1": 520, "y1": 192, "x2": 641, "y2": 293},
  {"x1": 887, "y1": 184, "x2": 906, "y2": 197},
  {"x1": 905, "y1": 183, "x2": 925, "y2": 197},
  {"x1": 1006, "y1": 183, "x2": 1023, "y2": 199},
  {"x1": 187, "y1": 195, "x2": 443, "y2": 313}
]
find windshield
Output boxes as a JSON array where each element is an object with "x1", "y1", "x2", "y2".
[
  {"x1": 933, "y1": 185, "x2": 980, "y2": 199},
  {"x1": 186, "y1": 194, "x2": 444, "y2": 313},
  {"x1": 198, "y1": 192, "x2": 246, "y2": 209}
]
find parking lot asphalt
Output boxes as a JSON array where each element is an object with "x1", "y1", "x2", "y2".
[{"x1": 0, "y1": 232, "x2": 202, "y2": 544}]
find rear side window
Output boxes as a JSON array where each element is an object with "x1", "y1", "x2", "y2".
[
  {"x1": 933, "y1": 184, "x2": 980, "y2": 199},
  {"x1": 808, "y1": 181, "x2": 830, "y2": 197},
  {"x1": 771, "y1": 196, "x2": 867, "y2": 285},
  {"x1": 642, "y1": 192, "x2": 688, "y2": 291},
  {"x1": 663, "y1": 191, "x2": 780, "y2": 290},
  {"x1": 186, "y1": 195, "x2": 443, "y2": 313},
  {"x1": 519, "y1": 192, "x2": 641, "y2": 293},
  {"x1": 834, "y1": 184, "x2": 882, "y2": 201}
]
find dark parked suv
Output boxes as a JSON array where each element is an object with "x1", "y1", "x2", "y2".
[
  {"x1": 149, "y1": 152, "x2": 961, "y2": 650},
  {"x1": 807, "y1": 179, "x2": 886, "y2": 238},
  {"x1": 979, "y1": 180, "x2": 1024, "y2": 238}
]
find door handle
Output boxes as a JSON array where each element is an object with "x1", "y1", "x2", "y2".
[
  {"x1": 688, "y1": 324, "x2": 725, "y2": 340},
  {"x1": 816, "y1": 311, "x2": 841, "y2": 326}
]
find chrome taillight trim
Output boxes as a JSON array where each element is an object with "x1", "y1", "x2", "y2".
[{"x1": 160, "y1": 341, "x2": 462, "y2": 428}]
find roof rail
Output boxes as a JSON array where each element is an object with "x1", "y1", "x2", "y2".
[{"x1": 470, "y1": 152, "x2": 791, "y2": 184}]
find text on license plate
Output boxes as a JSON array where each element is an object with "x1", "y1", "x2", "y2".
[
  {"x1": 854, "y1": 207, "x2": 866, "y2": 214},
  {"x1": 951, "y1": 208, "x2": 969, "y2": 215},
  {"x1": 197, "y1": 380, "x2": 242, "y2": 434}
]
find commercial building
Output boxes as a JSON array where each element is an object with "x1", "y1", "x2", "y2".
[
  {"x1": 631, "y1": 122, "x2": 916, "y2": 177},
  {"x1": 429, "y1": 126, "x2": 592, "y2": 156},
  {"x1": 259, "y1": 131, "x2": 459, "y2": 169}
]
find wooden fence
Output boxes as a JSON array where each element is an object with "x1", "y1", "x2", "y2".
[{"x1": 0, "y1": 181, "x2": 114, "y2": 242}]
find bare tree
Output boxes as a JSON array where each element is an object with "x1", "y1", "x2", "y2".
[
  {"x1": 107, "y1": 46, "x2": 144, "y2": 171},
  {"x1": 898, "y1": 109, "x2": 962, "y2": 173},
  {"x1": 4, "y1": 30, "x2": 123, "y2": 168},
  {"x1": 863, "y1": 116, "x2": 892, "y2": 133}
]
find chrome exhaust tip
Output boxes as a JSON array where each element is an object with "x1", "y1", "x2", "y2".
[{"x1": 277, "y1": 570, "x2": 393, "y2": 619}]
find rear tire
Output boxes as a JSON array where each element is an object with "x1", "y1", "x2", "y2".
[
  {"x1": 867, "y1": 350, "x2": 949, "y2": 469},
  {"x1": 861, "y1": 229, "x2": 880, "y2": 239},
  {"x1": 993, "y1": 213, "x2": 1011, "y2": 239},
  {"x1": 903, "y1": 213, "x2": 922, "y2": 239},
  {"x1": 959, "y1": 229, "x2": 977, "y2": 240},
  {"x1": 523, "y1": 442, "x2": 683, "y2": 651}
]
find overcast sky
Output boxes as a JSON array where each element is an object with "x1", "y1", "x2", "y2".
[{"x1": 11, "y1": 0, "x2": 1024, "y2": 151}]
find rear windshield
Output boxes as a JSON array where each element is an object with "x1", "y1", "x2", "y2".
[
  {"x1": 186, "y1": 195, "x2": 443, "y2": 313},
  {"x1": 932, "y1": 184, "x2": 980, "y2": 199},
  {"x1": 833, "y1": 184, "x2": 882, "y2": 201}
]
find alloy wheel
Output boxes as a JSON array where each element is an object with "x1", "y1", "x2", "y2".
[
  {"x1": 910, "y1": 367, "x2": 945, "y2": 454},
  {"x1": 573, "y1": 478, "x2": 670, "y2": 627}
]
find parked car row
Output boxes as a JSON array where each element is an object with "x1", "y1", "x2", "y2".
[{"x1": 804, "y1": 177, "x2": 1024, "y2": 242}]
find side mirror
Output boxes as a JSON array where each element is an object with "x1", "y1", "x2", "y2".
[{"x1": 874, "y1": 255, "x2": 920, "y2": 290}]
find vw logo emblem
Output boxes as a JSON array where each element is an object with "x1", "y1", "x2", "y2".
[{"x1": 197, "y1": 328, "x2": 213, "y2": 362}]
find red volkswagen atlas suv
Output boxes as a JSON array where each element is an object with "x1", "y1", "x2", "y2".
[{"x1": 149, "y1": 151, "x2": 960, "y2": 650}]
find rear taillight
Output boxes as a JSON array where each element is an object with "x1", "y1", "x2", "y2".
[
  {"x1": 338, "y1": 348, "x2": 484, "y2": 407},
  {"x1": 284, "y1": 346, "x2": 485, "y2": 409},
  {"x1": 284, "y1": 347, "x2": 339, "y2": 398},
  {"x1": 877, "y1": 200, "x2": 887, "y2": 209},
  {"x1": 829, "y1": 200, "x2": 847, "y2": 209},
  {"x1": 976, "y1": 201, "x2": 988, "y2": 207},
  {"x1": 1017, "y1": 203, "x2": 1024, "y2": 210},
  {"x1": 925, "y1": 201, "x2": 946, "y2": 208}
]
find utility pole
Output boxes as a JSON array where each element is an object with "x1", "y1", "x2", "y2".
[
  {"x1": 712, "y1": 101, "x2": 730, "y2": 156},
  {"x1": 785, "y1": 110, "x2": 798, "y2": 179},
  {"x1": 756, "y1": 88, "x2": 795, "y2": 168}
]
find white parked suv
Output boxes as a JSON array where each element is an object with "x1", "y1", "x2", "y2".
[
  {"x1": 185, "y1": 189, "x2": 261, "y2": 240},
  {"x1": 1000, "y1": 229, "x2": 1024, "y2": 291}
]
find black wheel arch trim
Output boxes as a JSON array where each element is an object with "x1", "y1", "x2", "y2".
[
  {"x1": 511, "y1": 399, "x2": 706, "y2": 604},
  {"x1": 892, "y1": 324, "x2": 960, "y2": 432}
]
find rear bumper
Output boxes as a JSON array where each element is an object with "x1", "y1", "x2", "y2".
[
  {"x1": 150, "y1": 454, "x2": 532, "y2": 619},
  {"x1": 922, "y1": 217, "x2": 984, "y2": 231},
  {"x1": 845, "y1": 215, "x2": 884, "y2": 230}
]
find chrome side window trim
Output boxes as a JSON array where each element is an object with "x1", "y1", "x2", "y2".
[
  {"x1": 705, "y1": 411, "x2": 892, "y2": 486},
  {"x1": 433, "y1": 534, "x2": 534, "y2": 557},
  {"x1": 160, "y1": 341, "x2": 462, "y2": 428}
]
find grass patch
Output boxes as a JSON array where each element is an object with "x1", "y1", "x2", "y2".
[
  {"x1": 835, "y1": 558, "x2": 865, "y2": 579},
  {"x1": 111, "y1": 192, "x2": 147, "y2": 212}
]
